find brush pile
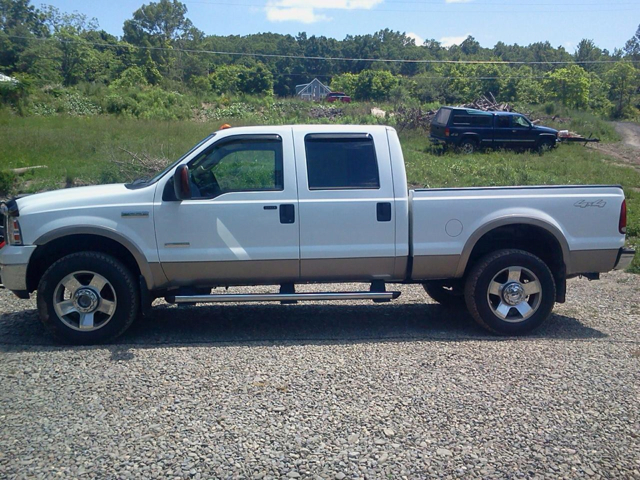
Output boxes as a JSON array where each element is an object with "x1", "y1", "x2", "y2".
[{"x1": 458, "y1": 93, "x2": 516, "y2": 113}]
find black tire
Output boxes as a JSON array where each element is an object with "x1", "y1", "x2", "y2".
[
  {"x1": 423, "y1": 281, "x2": 465, "y2": 307},
  {"x1": 459, "y1": 138, "x2": 477, "y2": 154},
  {"x1": 464, "y1": 249, "x2": 556, "y2": 335},
  {"x1": 537, "y1": 138, "x2": 554, "y2": 154},
  {"x1": 37, "y1": 252, "x2": 139, "y2": 344}
]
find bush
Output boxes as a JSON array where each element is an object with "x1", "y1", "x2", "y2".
[{"x1": 0, "y1": 170, "x2": 16, "y2": 196}]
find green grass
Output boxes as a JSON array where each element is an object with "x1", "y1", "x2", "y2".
[{"x1": 0, "y1": 111, "x2": 638, "y2": 273}]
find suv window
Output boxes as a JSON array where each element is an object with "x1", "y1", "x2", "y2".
[
  {"x1": 513, "y1": 116, "x2": 531, "y2": 128},
  {"x1": 452, "y1": 113, "x2": 492, "y2": 127},
  {"x1": 433, "y1": 108, "x2": 451, "y2": 126},
  {"x1": 188, "y1": 136, "x2": 283, "y2": 198},
  {"x1": 496, "y1": 116, "x2": 510, "y2": 128},
  {"x1": 305, "y1": 134, "x2": 380, "y2": 190}
]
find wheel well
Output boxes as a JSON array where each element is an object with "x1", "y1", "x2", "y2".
[
  {"x1": 26, "y1": 234, "x2": 141, "y2": 292},
  {"x1": 460, "y1": 135, "x2": 479, "y2": 145},
  {"x1": 464, "y1": 224, "x2": 566, "y2": 301}
]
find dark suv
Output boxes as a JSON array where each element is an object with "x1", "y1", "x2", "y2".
[{"x1": 430, "y1": 107, "x2": 558, "y2": 153}]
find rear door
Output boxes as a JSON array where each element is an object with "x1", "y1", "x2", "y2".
[{"x1": 293, "y1": 128, "x2": 397, "y2": 281}]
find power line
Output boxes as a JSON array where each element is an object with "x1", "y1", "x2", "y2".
[{"x1": 7, "y1": 35, "x2": 639, "y2": 65}]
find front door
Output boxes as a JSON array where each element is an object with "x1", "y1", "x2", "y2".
[
  {"x1": 292, "y1": 128, "x2": 397, "y2": 281},
  {"x1": 154, "y1": 129, "x2": 300, "y2": 286}
]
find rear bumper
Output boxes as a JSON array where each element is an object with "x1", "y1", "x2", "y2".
[
  {"x1": 0, "y1": 244, "x2": 36, "y2": 292},
  {"x1": 429, "y1": 136, "x2": 449, "y2": 145},
  {"x1": 614, "y1": 247, "x2": 636, "y2": 271}
]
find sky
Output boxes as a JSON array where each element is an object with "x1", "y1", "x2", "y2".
[{"x1": 41, "y1": 0, "x2": 639, "y2": 52}]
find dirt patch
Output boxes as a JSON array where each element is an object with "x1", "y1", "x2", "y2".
[{"x1": 587, "y1": 121, "x2": 640, "y2": 172}]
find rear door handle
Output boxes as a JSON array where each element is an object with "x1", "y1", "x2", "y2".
[
  {"x1": 377, "y1": 202, "x2": 392, "y2": 222},
  {"x1": 280, "y1": 204, "x2": 295, "y2": 224}
]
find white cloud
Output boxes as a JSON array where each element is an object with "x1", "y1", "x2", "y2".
[
  {"x1": 445, "y1": 0, "x2": 473, "y2": 3},
  {"x1": 440, "y1": 34, "x2": 470, "y2": 47},
  {"x1": 406, "y1": 32, "x2": 424, "y2": 46},
  {"x1": 265, "y1": 0, "x2": 383, "y2": 23}
]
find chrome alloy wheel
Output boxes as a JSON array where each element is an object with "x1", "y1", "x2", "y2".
[
  {"x1": 53, "y1": 271, "x2": 117, "y2": 331},
  {"x1": 486, "y1": 266, "x2": 542, "y2": 323}
]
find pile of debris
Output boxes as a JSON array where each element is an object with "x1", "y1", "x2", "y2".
[
  {"x1": 458, "y1": 93, "x2": 516, "y2": 113},
  {"x1": 308, "y1": 105, "x2": 343, "y2": 121},
  {"x1": 557, "y1": 130, "x2": 600, "y2": 143},
  {"x1": 111, "y1": 148, "x2": 169, "y2": 182},
  {"x1": 394, "y1": 106, "x2": 437, "y2": 131}
]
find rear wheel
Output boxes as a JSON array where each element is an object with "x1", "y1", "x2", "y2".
[
  {"x1": 459, "y1": 138, "x2": 477, "y2": 154},
  {"x1": 464, "y1": 249, "x2": 556, "y2": 335},
  {"x1": 423, "y1": 281, "x2": 464, "y2": 307},
  {"x1": 37, "y1": 252, "x2": 139, "y2": 344}
]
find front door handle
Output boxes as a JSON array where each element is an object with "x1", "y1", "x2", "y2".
[
  {"x1": 377, "y1": 202, "x2": 392, "y2": 222},
  {"x1": 280, "y1": 204, "x2": 295, "y2": 224}
]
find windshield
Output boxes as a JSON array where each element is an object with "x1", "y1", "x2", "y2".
[
  {"x1": 513, "y1": 116, "x2": 532, "y2": 128},
  {"x1": 126, "y1": 134, "x2": 215, "y2": 189}
]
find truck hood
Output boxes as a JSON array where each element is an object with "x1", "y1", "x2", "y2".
[
  {"x1": 16, "y1": 183, "x2": 156, "y2": 216},
  {"x1": 534, "y1": 125, "x2": 558, "y2": 135}
]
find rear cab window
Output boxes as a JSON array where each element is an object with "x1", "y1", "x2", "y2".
[{"x1": 304, "y1": 134, "x2": 380, "y2": 190}]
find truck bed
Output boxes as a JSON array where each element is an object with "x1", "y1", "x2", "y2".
[{"x1": 409, "y1": 185, "x2": 626, "y2": 280}]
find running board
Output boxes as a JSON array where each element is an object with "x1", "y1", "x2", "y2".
[{"x1": 168, "y1": 291, "x2": 401, "y2": 304}]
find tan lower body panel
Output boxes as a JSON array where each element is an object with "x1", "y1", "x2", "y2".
[
  {"x1": 160, "y1": 256, "x2": 405, "y2": 287},
  {"x1": 568, "y1": 249, "x2": 619, "y2": 275},
  {"x1": 161, "y1": 259, "x2": 300, "y2": 287},
  {"x1": 300, "y1": 257, "x2": 400, "y2": 282},
  {"x1": 411, "y1": 254, "x2": 461, "y2": 281}
]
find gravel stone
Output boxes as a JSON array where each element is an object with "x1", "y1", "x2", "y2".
[{"x1": 0, "y1": 271, "x2": 639, "y2": 478}]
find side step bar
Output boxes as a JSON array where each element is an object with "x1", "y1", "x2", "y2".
[{"x1": 168, "y1": 291, "x2": 401, "y2": 304}]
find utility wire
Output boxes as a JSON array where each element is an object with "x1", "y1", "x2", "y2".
[{"x1": 7, "y1": 35, "x2": 639, "y2": 65}]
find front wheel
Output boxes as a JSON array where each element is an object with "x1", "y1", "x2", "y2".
[
  {"x1": 464, "y1": 249, "x2": 556, "y2": 335},
  {"x1": 537, "y1": 139, "x2": 555, "y2": 154},
  {"x1": 37, "y1": 252, "x2": 140, "y2": 344}
]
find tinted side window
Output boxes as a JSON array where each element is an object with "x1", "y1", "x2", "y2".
[
  {"x1": 188, "y1": 137, "x2": 283, "y2": 198},
  {"x1": 496, "y1": 116, "x2": 510, "y2": 128},
  {"x1": 305, "y1": 135, "x2": 380, "y2": 190},
  {"x1": 452, "y1": 114, "x2": 492, "y2": 127},
  {"x1": 433, "y1": 108, "x2": 451, "y2": 125}
]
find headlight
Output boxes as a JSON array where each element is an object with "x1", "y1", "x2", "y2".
[
  {"x1": 1, "y1": 201, "x2": 22, "y2": 246},
  {"x1": 6, "y1": 217, "x2": 23, "y2": 246}
]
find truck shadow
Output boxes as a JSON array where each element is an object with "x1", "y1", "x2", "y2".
[{"x1": 0, "y1": 302, "x2": 607, "y2": 353}]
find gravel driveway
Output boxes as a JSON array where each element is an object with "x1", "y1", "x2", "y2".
[{"x1": 1, "y1": 273, "x2": 639, "y2": 479}]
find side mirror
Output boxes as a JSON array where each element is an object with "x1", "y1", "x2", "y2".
[{"x1": 173, "y1": 165, "x2": 192, "y2": 200}]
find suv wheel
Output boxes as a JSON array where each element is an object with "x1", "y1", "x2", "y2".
[
  {"x1": 459, "y1": 139, "x2": 477, "y2": 154},
  {"x1": 37, "y1": 252, "x2": 139, "y2": 344},
  {"x1": 538, "y1": 139, "x2": 554, "y2": 154},
  {"x1": 464, "y1": 249, "x2": 556, "y2": 335}
]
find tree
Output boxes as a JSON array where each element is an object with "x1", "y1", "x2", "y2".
[
  {"x1": 543, "y1": 65, "x2": 591, "y2": 108},
  {"x1": 0, "y1": 0, "x2": 47, "y2": 71},
  {"x1": 123, "y1": 0, "x2": 193, "y2": 79},
  {"x1": 605, "y1": 61, "x2": 639, "y2": 117},
  {"x1": 123, "y1": 0, "x2": 192, "y2": 45},
  {"x1": 623, "y1": 24, "x2": 640, "y2": 61},
  {"x1": 353, "y1": 70, "x2": 400, "y2": 101}
]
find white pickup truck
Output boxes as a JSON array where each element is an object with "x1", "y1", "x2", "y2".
[{"x1": 0, "y1": 125, "x2": 634, "y2": 343}]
